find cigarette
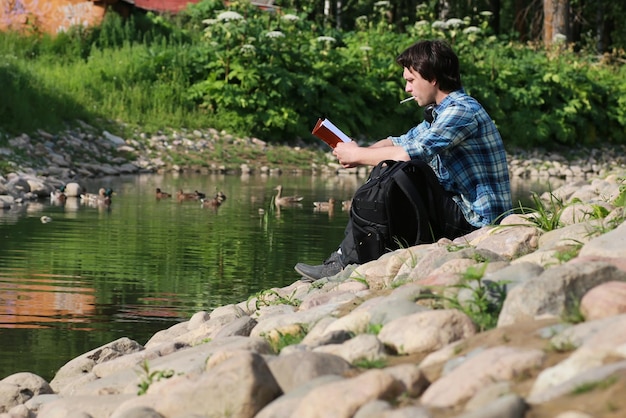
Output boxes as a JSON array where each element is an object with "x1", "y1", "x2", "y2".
[{"x1": 400, "y1": 97, "x2": 415, "y2": 104}]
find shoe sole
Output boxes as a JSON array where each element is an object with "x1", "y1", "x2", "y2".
[{"x1": 294, "y1": 265, "x2": 320, "y2": 282}]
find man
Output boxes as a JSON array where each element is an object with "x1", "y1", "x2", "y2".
[{"x1": 295, "y1": 39, "x2": 512, "y2": 282}]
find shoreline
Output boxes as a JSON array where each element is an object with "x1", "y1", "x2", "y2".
[
  {"x1": 1, "y1": 127, "x2": 626, "y2": 417},
  {"x1": 2, "y1": 124, "x2": 626, "y2": 182}
]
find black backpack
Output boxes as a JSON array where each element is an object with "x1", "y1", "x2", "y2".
[{"x1": 350, "y1": 159, "x2": 433, "y2": 263}]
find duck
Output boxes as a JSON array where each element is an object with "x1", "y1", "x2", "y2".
[
  {"x1": 176, "y1": 189, "x2": 198, "y2": 202},
  {"x1": 195, "y1": 190, "x2": 207, "y2": 200},
  {"x1": 50, "y1": 185, "x2": 67, "y2": 203},
  {"x1": 342, "y1": 199, "x2": 353, "y2": 211},
  {"x1": 156, "y1": 188, "x2": 171, "y2": 199},
  {"x1": 101, "y1": 188, "x2": 113, "y2": 206},
  {"x1": 80, "y1": 188, "x2": 113, "y2": 205},
  {"x1": 40, "y1": 216, "x2": 53, "y2": 224},
  {"x1": 313, "y1": 197, "x2": 336, "y2": 212},
  {"x1": 274, "y1": 185, "x2": 303, "y2": 206},
  {"x1": 80, "y1": 188, "x2": 104, "y2": 202},
  {"x1": 201, "y1": 191, "x2": 227, "y2": 208}
]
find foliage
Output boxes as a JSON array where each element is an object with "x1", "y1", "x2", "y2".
[
  {"x1": 366, "y1": 322, "x2": 383, "y2": 335},
  {"x1": 136, "y1": 360, "x2": 175, "y2": 395},
  {"x1": 571, "y1": 376, "x2": 618, "y2": 395},
  {"x1": 0, "y1": 2, "x2": 625, "y2": 150},
  {"x1": 418, "y1": 264, "x2": 508, "y2": 331},
  {"x1": 547, "y1": 338, "x2": 579, "y2": 353},
  {"x1": 353, "y1": 358, "x2": 387, "y2": 369},
  {"x1": 250, "y1": 288, "x2": 301, "y2": 309},
  {"x1": 613, "y1": 180, "x2": 626, "y2": 207},
  {"x1": 263, "y1": 326, "x2": 308, "y2": 353},
  {"x1": 562, "y1": 299, "x2": 586, "y2": 325},
  {"x1": 517, "y1": 191, "x2": 565, "y2": 232},
  {"x1": 553, "y1": 243, "x2": 583, "y2": 264}
]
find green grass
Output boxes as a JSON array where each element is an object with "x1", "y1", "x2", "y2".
[
  {"x1": 571, "y1": 376, "x2": 618, "y2": 395},
  {"x1": 136, "y1": 360, "x2": 175, "y2": 395},
  {"x1": 417, "y1": 263, "x2": 508, "y2": 331},
  {"x1": 263, "y1": 327, "x2": 308, "y2": 354},
  {"x1": 353, "y1": 358, "x2": 387, "y2": 369}
]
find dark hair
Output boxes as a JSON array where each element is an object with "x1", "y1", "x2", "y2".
[{"x1": 396, "y1": 40, "x2": 462, "y2": 92}]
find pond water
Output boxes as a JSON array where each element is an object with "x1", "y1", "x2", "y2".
[{"x1": 0, "y1": 172, "x2": 556, "y2": 381}]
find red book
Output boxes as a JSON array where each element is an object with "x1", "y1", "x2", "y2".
[{"x1": 312, "y1": 118, "x2": 352, "y2": 149}]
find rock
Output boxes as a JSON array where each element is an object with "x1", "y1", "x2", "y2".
[
  {"x1": 497, "y1": 261, "x2": 626, "y2": 326},
  {"x1": 110, "y1": 351, "x2": 281, "y2": 418},
  {"x1": 580, "y1": 280, "x2": 626, "y2": 320},
  {"x1": 378, "y1": 309, "x2": 477, "y2": 355},
  {"x1": 420, "y1": 346, "x2": 545, "y2": 408},
  {"x1": 266, "y1": 351, "x2": 352, "y2": 393},
  {"x1": 50, "y1": 337, "x2": 145, "y2": 394}
]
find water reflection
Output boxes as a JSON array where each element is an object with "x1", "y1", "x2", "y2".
[
  {"x1": 0, "y1": 275, "x2": 95, "y2": 329},
  {"x1": 0, "y1": 171, "x2": 555, "y2": 380},
  {"x1": 510, "y1": 176, "x2": 566, "y2": 207}
]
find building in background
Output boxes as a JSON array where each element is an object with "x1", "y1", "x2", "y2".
[{"x1": 0, "y1": 0, "x2": 203, "y2": 35}]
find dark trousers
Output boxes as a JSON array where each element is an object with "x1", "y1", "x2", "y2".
[{"x1": 339, "y1": 160, "x2": 477, "y2": 266}]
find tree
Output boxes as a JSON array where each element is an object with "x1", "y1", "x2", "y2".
[{"x1": 543, "y1": 0, "x2": 570, "y2": 47}]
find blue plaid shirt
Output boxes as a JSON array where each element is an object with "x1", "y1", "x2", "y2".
[{"x1": 390, "y1": 90, "x2": 512, "y2": 227}]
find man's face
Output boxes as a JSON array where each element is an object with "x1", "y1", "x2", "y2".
[{"x1": 403, "y1": 67, "x2": 437, "y2": 106}]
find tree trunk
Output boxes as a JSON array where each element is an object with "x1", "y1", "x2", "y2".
[
  {"x1": 439, "y1": 0, "x2": 451, "y2": 20},
  {"x1": 490, "y1": 0, "x2": 501, "y2": 34},
  {"x1": 336, "y1": 0, "x2": 342, "y2": 29},
  {"x1": 324, "y1": 0, "x2": 331, "y2": 22},
  {"x1": 543, "y1": 0, "x2": 571, "y2": 47}
]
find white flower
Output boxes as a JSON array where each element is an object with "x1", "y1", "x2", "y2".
[
  {"x1": 202, "y1": 18, "x2": 217, "y2": 25},
  {"x1": 217, "y1": 11, "x2": 244, "y2": 21},
  {"x1": 554, "y1": 33, "x2": 567, "y2": 43},
  {"x1": 316, "y1": 36, "x2": 336, "y2": 43},
  {"x1": 374, "y1": 1, "x2": 390, "y2": 7},
  {"x1": 432, "y1": 21, "x2": 446, "y2": 29},
  {"x1": 445, "y1": 18, "x2": 465, "y2": 28},
  {"x1": 463, "y1": 26, "x2": 481, "y2": 34},
  {"x1": 360, "y1": 45, "x2": 372, "y2": 51},
  {"x1": 415, "y1": 20, "x2": 429, "y2": 27},
  {"x1": 266, "y1": 30, "x2": 285, "y2": 38},
  {"x1": 281, "y1": 14, "x2": 300, "y2": 22},
  {"x1": 240, "y1": 44, "x2": 256, "y2": 55},
  {"x1": 480, "y1": 11, "x2": 493, "y2": 17}
]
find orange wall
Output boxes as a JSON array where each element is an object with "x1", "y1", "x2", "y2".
[{"x1": 0, "y1": 0, "x2": 108, "y2": 34}]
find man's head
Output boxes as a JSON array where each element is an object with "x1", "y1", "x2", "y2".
[{"x1": 396, "y1": 40, "x2": 462, "y2": 105}]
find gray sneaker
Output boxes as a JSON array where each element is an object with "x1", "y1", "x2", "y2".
[{"x1": 294, "y1": 252, "x2": 343, "y2": 282}]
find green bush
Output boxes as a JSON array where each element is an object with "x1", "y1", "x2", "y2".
[{"x1": 0, "y1": 1, "x2": 624, "y2": 150}]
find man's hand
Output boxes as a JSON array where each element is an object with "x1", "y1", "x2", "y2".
[
  {"x1": 333, "y1": 141, "x2": 361, "y2": 168},
  {"x1": 333, "y1": 139, "x2": 410, "y2": 168}
]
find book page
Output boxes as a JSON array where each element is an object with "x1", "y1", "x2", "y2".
[{"x1": 322, "y1": 119, "x2": 352, "y2": 143}]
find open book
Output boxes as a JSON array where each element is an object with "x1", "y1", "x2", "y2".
[{"x1": 312, "y1": 118, "x2": 352, "y2": 149}]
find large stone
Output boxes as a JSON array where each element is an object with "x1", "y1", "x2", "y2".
[
  {"x1": 421, "y1": 346, "x2": 545, "y2": 408},
  {"x1": 110, "y1": 351, "x2": 281, "y2": 418},
  {"x1": 378, "y1": 309, "x2": 476, "y2": 355},
  {"x1": 580, "y1": 281, "x2": 626, "y2": 320},
  {"x1": 50, "y1": 338, "x2": 145, "y2": 394},
  {"x1": 266, "y1": 351, "x2": 352, "y2": 393},
  {"x1": 290, "y1": 369, "x2": 405, "y2": 418},
  {"x1": 498, "y1": 261, "x2": 626, "y2": 326}
]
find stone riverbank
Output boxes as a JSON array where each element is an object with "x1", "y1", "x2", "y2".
[{"x1": 1, "y1": 126, "x2": 626, "y2": 418}]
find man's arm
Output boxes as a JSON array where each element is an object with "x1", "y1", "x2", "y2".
[
  {"x1": 333, "y1": 139, "x2": 410, "y2": 168},
  {"x1": 369, "y1": 138, "x2": 393, "y2": 148}
]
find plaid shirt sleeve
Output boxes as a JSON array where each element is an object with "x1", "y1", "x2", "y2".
[{"x1": 389, "y1": 90, "x2": 512, "y2": 226}]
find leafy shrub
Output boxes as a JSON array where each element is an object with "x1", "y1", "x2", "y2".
[{"x1": 0, "y1": 2, "x2": 624, "y2": 148}]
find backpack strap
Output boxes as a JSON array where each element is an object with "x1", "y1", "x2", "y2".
[{"x1": 392, "y1": 163, "x2": 431, "y2": 244}]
